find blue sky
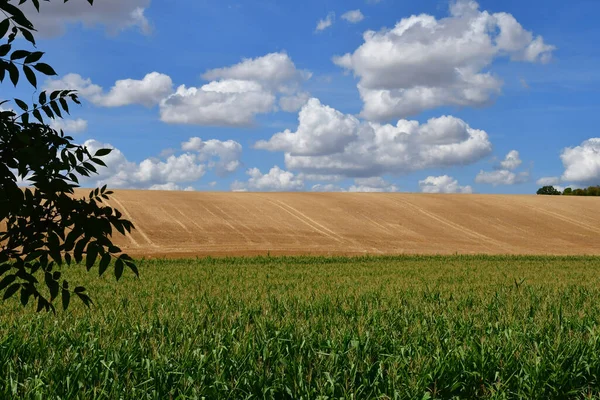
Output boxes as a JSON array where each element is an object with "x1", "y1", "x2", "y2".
[{"x1": 9, "y1": 0, "x2": 600, "y2": 193}]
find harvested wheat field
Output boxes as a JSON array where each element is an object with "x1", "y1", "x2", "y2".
[{"x1": 94, "y1": 191, "x2": 600, "y2": 256}]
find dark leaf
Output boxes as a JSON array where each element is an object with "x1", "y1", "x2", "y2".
[
  {"x1": 23, "y1": 65, "x2": 36, "y2": 88},
  {"x1": 14, "y1": 98, "x2": 28, "y2": 111},
  {"x1": 50, "y1": 101, "x2": 62, "y2": 118},
  {"x1": 0, "y1": 264, "x2": 11, "y2": 277},
  {"x1": 33, "y1": 63, "x2": 57, "y2": 76},
  {"x1": 99, "y1": 253, "x2": 111, "y2": 276},
  {"x1": 61, "y1": 289, "x2": 70, "y2": 310},
  {"x1": 39, "y1": 91, "x2": 47, "y2": 105},
  {"x1": 86, "y1": 244, "x2": 98, "y2": 271},
  {"x1": 33, "y1": 108, "x2": 43, "y2": 123},
  {"x1": 0, "y1": 19, "x2": 9, "y2": 39},
  {"x1": 0, "y1": 275, "x2": 16, "y2": 291},
  {"x1": 0, "y1": 44, "x2": 10, "y2": 57},
  {"x1": 114, "y1": 258, "x2": 124, "y2": 281},
  {"x1": 10, "y1": 50, "x2": 29, "y2": 60},
  {"x1": 59, "y1": 98, "x2": 69, "y2": 114},
  {"x1": 24, "y1": 51, "x2": 44, "y2": 64},
  {"x1": 76, "y1": 292, "x2": 93, "y2": 308},
  {"x1": 7, "y1": 62, "x2": 19, "y2": 87},
  {"x1": 3, "y1": 283, "x2": 21, "y2": 300},
  {"x1": 94, "y1": 148, "x2": 112, "y2": 157},
  {"x1": 18, "y1": 28, "x2": 36, "y2": 46},
  {"x1": 20, "y1": 286, "x2": 33, "y2": 306}
]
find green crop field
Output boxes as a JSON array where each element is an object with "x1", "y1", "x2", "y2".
[{"x1": 2, "y1": 255, "x2": 600, "y2": 399}]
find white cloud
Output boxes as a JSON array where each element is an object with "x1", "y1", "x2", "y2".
[
  {"x1": 231, "y1": 166, "x2": 305, "y2": 192},
  {"x1": 560, "y1": 138, "x2": 600, "y2": 184},
  {"x1": 160, "y1": 83, "x2": 275, "y2": 126},
  {"x1": 419, "y1": 175, "x2": 473, "y2": 193},
  {"x1": 46, "y1": 72, "x2": 173, "y2": 107},
  {"x1": 500, "y1": 150, "x2": 522, "y2": 170},
  {"x1": 475, "y1": 170, "x2": 529, "y2": 186},
  {"x1": 279, "y1": 92, "x2": 311, "y2": 112},
  {"x1": 341, "y1": 10, "x2": 365, "y2": 23},
  {"x1": 255, "y1": 98, "x2": 360, "y2": 156},
  {"x1": 50, "y1": 118, "x2": 88, "y2": 134},
  {"x1": 536, "y1": 176, "x2": 561, "y2": 186},
  {"x1": 81, "y1": 137, "x2": 242, "y2": 189},
  {"x1": 316, "y1": 12, "x2": 335, "y2": 32},
  {"x1": 181, "y1": 137, "x2": 242, "y2": 176},
  {"x1": 349, "y1": 177, "x2": 399, "y2": 192},
  {"x1": 475, "y1": 150, "x2": 529, "y2": 186},
  {"x1": 311, "y1": 183, "x2": 347, "y2": 192},
  {"x1": 149, "y1": 183, "x2": 195, "y2": 191},
  {"x1": 256, "y1": 98, "x2": 491, "y2": 178},
  {"x1": 333, "y1": 0, "x2": 555, "y2": 120},
  {"x1": 202, "y1": 52, "x2": 310, "y2": 91},
  {"x1": 21, "y1": 0, "x2": 152, "y2": 37},
  {"x1": 160, "y1": 53, "x2": 310, "y2": 126}
]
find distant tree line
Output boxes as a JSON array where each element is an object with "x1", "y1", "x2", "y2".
[{"x1": 536, "y1": 186, "x2": 600, "y2": 196}]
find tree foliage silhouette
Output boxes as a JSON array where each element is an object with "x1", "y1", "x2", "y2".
[{"x1": 0, "y1": 0, "x2": 137, "y2": 312}]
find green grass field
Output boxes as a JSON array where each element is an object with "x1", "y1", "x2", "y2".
[{"x1": 2, "y1": 255, "x2": 600, "y2": 399}]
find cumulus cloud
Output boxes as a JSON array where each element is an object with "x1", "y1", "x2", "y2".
[
  {"x1": 256, "y1": 98, "x2": 491, "y2": 178},
  {"x1": 50, "y1": 118, "x2": 88, "y2": 134},
  {"x1": 231, "y1": 166, "x2": 305, "y2": 192},
  {"x1": 342, "y1": 10, "x2": 365, "y2": 23},
  {"x1": 475, "y1": 149, "x2": 529, "y2": 186},
  {"x1": 419, "y1": 175, "x2": 473, "y2": 193},
  {"x1": 560, "y1": 138, "x2": 600, "y2": 184},
  {"x1": 536, "y1": 176, "x2": 561, "y2": 186},
  {"x1": 316, "y1": 12, "x2": 335, "y2": 32},
  {"x1": 500, "y1": 150, "x2": 522, "y2": 170},
  {"x1": 279, "y1": 92, "x2": 311, "y2": 112},
  {"x1": 160, "y1": 83, "x2": 275, "y2": 126},
  {"x1": 349, "y1": 177, "x2": 398, "y2": 192},
  {"x1": 475, "y1": 170, "x2": 529, "y2": 186},
  {"x1": 181, "y1": 137, "x2": 242, "y2": 176},
  {"x1": 46, "y1": 72, "x2": 173, "y2": 107},
  {"x1": 149, "y1": 183, "x2": 195, "y2": 191},
  {"x1": 333, "y1": 0, "x2": 555, "y2": 120},
  {"x1": 20, "y1": 0, "x2": 152, "y2": 37},
  {"x1": 160, "y1": 53, "x2": 311, "y2": 126},
  {"x1": 81, "y1": 137, "x2": 242, "y2": 190},
  {"x1": 255, "y1": 98, "x2": 360, "y2": 156}
]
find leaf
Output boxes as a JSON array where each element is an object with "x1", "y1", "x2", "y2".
[
  {"x1": 24, "y1": 51, "x2": 44, "y2": 64},
  {"x1": 32, "y1": 0, "x2": 40, "y2": 12},
  {"x1": 23, "y1": 65, "x2": 36, "y2": 88},
  {"x1": 0, "y1": 19, "x2": 9, "y2": 39},
  {"x1": 3, "y1": 283, "x2": 21, "y2": 300},
  {"x1": 0, "y1": 264, "x2": 11, "y2": 277},
  {"x1": 0, "y1": 44, "x2": 11, "y2": 57},
  {"x1": 94, "y1": 148, "x2": 112, "y2": 157},
  {"x1": 33, "y1": 109, "x2": 43, "y2": 123},
  {"x1": 115, "y1": 258, "x2": 124, "y2": 281},
  {"x1": 20, "y1": 286, "x2": 32, "y2": 306},
  {"x1": 18, "y1": 28, "x2": 36, "y2": 46},
  {"x1": 7, "y1": 62, "x2": 19, "y2": 87},
  {"x1": 39, "y1": 91, "x2": 47, "y2": 105},
  {"x1": 74, "y1": 286, "x2": 86, "y2": 294},
  {"x1": 0, "y1": 275, "x2": 16, "y2": 291},
  {"x1": 50, "y1": 101, "x2": 62, "y2": 118},
  {"x1": 61, "y1": 288, "x2": 70, "y2": 310},
  {"x1": 99, "y1": 253, "x2": 111, "y2": 276},
  {"x1": 10, "y1": 50, "x2": 29, "y2": 60},
  {"x1": 86, "y1": 244, "x2": 98, "y2": 271},
  {"x1": 45, "y1": 273, "x2": 59, "y2": 301},
  {"x1": 0, "y1": 62, "x2": 5, "y2": 82},
  {"x1": 126, "y1": 261, "x2": 139, "y2": 278},
  {"x1": 14, "y1": 98, "x2": 28, "y2": 111},
  {"x1": 33, "y1": 63, "x2": 57, "y2": 76},
  {"x1": 59, "y1": 98, "x2": 69, "y2": 114},
  {"x1": 76, "y1": 292, "x2": 93, "y2": 308}
]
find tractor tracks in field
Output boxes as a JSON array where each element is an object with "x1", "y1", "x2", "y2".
[
  {"x1": 389, "y1": 198, "x2": 511, "y2": 253},
  {"x1": 110, "y1": 196, "x2": 157, "y2": 248}
]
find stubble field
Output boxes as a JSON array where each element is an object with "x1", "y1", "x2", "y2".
[{"x1": 101, "y1": 191, "x2": 600, "y2": 257}]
